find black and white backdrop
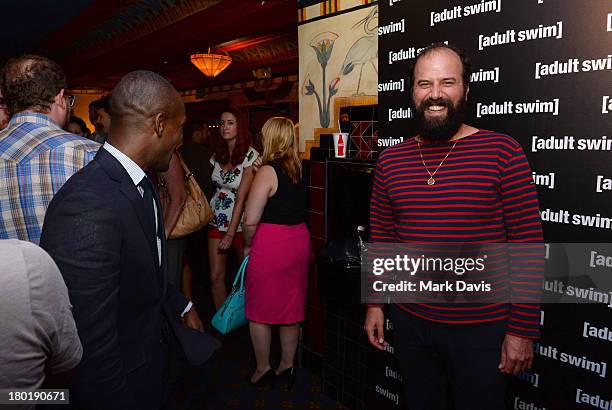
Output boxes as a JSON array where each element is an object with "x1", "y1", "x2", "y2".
[{"x1": 372, "y1": 1, "x2": 612, "y2": 409}]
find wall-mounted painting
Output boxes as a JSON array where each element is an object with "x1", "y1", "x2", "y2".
[{"x1": 298, "y1": 4, "x2": 378, "y2": 152}]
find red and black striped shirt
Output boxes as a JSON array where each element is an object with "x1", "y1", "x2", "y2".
[{"x1": 369, "y1": 130, "x2": 543, "y2": 339}]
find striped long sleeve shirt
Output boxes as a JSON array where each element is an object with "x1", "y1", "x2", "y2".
[
  {"x1": 369, "y1": 130, "x2": 543, "y2": 339},
  {"x1": 0, "y1": 113, "x2": 100, "y2": 244}
]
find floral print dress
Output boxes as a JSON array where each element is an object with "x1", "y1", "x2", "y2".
[{"x1": 209, "y1": 147, "x2": 259, "y2": 232}]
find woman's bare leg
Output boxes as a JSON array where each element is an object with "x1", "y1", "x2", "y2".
[
  {"x1": 208, "y1": 237, "x2": 228, "y2": 310},
  {"x1": 249, "y1": 321, "x2": 272, "y2": 382},
  {"x1": 277, "y1": 325, "x2": 300, "y2": 374}
]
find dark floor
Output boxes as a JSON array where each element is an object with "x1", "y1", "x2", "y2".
[
  {"x1": 169, "y1": 326, "x2": 346, "y2": 410},
  {"x1": 168, "y1": 243, "x2": 346, "y2": 410}
]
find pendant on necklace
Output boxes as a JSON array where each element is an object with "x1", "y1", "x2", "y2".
[{"x1": 427, "y1": 177, "x2": 435, "y2": 185}]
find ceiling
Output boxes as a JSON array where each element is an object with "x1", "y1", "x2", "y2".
[{"x1": 0, "y1": 0, "x2": 298, "y2": 91}]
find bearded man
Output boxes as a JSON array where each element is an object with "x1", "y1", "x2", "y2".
[{"x1": 364, "y1": 43, "x2": 543, "y2": 410}]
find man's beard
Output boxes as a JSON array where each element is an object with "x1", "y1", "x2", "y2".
[{"x1": 414, "y1": 95, "x2": 467, "y2": 142}]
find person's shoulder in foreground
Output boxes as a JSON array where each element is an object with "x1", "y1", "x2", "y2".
[{"x1": 0, "y1": 239, "x2": 82, "y2": 389}]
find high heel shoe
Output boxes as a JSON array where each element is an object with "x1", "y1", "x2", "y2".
[
  {"x1": 276, "y1": 367, "x2": 296, "y2": 390},
  {"x1": 249, "y1": 368, "x2": 275, "y2": 388}
]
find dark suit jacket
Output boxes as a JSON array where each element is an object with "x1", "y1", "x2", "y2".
[{"x1": 40, "y1": 149, "x2": 199, "y2": 409}]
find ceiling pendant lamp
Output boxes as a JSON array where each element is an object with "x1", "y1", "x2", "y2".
[{"x1": 190, "y1": 48, "x2": 232, "y2": 77}]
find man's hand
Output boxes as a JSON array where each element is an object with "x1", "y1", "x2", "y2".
[
  {"x1": 364, "y1": 307, "x2": 388, "y2": 350},
  {"x1": 182, "y1": 307, "x2": 204, "y2": 332},
  {"x1": 499, "y1": 334, "x2": 533, "y2": 375}
]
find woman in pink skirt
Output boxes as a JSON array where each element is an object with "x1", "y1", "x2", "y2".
[{"x1": 243, "y1": 117, "x2": 310, "y2": 389}]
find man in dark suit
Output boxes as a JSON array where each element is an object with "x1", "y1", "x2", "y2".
[{"x1": 40, "y1": 70, "x2": 210, "y2": 409}]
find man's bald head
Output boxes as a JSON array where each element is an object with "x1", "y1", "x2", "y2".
[
  {"x1": 108, "y1": 70, "x2": 185, "y2": 172},
  {"x1": 110, "y1": 70, "x2": 182, "y2": 124}
]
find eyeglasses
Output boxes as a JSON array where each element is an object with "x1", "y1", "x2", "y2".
[{"x1": 65, "y1": 94, "x2": 76, "y2": 107}]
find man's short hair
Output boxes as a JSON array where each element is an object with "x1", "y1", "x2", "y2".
[
  {"x1": 408, "y1": 42, "x2": 472, "y2": 92},
  {"x1": 1, "y1": 54, "x2": 67, "y2": 114},
  {"x1": 90, "y1": 96, "x2": 110, "y2": 114},
  {"x1": 110, "y1": 70, "x2": 178, "y2": 121}
]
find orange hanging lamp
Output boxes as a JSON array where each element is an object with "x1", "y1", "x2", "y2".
[{"x1": 190, "y1": 48, "x2": 232, "y2": 77}]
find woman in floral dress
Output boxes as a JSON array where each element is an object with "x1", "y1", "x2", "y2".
[{"x1": 208, "y1": 108, "x2": 259, "y2": 310}]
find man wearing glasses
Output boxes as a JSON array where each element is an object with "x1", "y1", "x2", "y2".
[{"x1": 0, "y1": 54, "x2": 100, "y2": 244}]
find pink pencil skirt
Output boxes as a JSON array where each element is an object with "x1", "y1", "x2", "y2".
[{"x1": 245, "y1": 222, "x2": 310, "y2": 324}]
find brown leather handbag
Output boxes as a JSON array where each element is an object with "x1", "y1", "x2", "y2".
[{"x1": 159, "y1": 153, "x2": 213, "y2": 239}]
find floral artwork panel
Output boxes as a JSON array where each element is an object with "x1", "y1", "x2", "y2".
[{"x1": 298, "y1": 5, "x2": 378, "y2": 152}]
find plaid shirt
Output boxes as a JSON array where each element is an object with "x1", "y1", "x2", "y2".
[{"x1": 0, "y1": 112, "x2": 100, "y2": 244}]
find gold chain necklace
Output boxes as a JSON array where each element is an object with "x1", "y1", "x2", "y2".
[{"x1": 417, "y1": 140, "x2": 458, "y2": 185}]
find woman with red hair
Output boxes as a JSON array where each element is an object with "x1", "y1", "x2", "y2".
[{"x1": 208, "y1": 108, "x2": 259, "y2": 310}]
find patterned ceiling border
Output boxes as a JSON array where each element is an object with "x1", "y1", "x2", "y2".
[
  {"x1": 229, "y1": 38, "x2": 298, "y2": 65},
  {"x1": 298, "y1": 0, "x2": 376, "y2": 23},
  {"x1": 180, "y1": 74, "x2": 299, "y2": 100}
]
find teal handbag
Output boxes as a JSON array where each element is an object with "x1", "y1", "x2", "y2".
[{"x1": 212, "y1": 256, "x2": 249, "y2": 334}]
